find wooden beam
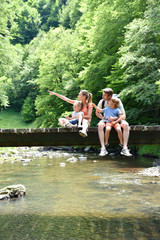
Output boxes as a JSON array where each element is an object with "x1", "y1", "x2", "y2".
[{"x1": 0, "y1": 125, "x2": 159, "y2": 147}]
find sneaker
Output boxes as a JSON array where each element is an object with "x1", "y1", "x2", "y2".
[
  {"x1": 119, "y1": 143, "x2": 123, "y2": 148},
  {"x1": 79, "y1": 130, "x2": 87, "y2": 137},
  {"x1": 65, "y1": 122, "x2": 73, "y2": 128},
  {"x1": 99, "y1": 148, "x2": 108, "y2": 156},
  {"x1": 105, "y1": 142, "x2": 109, "y2": 148},
  {"x1": 120, "y1": 148, "x2": 132, "y2": 157}
]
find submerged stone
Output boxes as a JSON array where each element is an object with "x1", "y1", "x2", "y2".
[{"x1": 66, "y1": 156, "x2": 78, "y2": 162}]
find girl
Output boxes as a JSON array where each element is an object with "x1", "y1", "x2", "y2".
[{"x1": 58, "y1": 101, "x2": 83, "y2": 128}]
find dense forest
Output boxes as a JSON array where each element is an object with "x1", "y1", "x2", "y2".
[{"x1": 0, "y1": 0, "x2": 160, "y2": 127}]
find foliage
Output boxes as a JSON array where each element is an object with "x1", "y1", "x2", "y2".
[
  {"x1": 117, "y1": 2, "x2": 160, "y2": 124},
  {"x1": 77, "y1": 0, "x2": 147, "y2": 104},
  {"x1": 0, "y1": 0, "x2": 160, "y2": 129},
  {"x1": 0, "y1": 76, "x2": 11, "y2": 108},
  {"x1": 59, "y1": 0, "x2": 82, "y2": 29},
  {"x1": 10, "y1": 1, "x2": 41, "y2": 44},
  {"x1": 21, "y1": 96, "x2": 36, "y2": 122},
  {"x1": 138, "y1": 145, "x2": 160, "y2": 158},
  {"x1": 34, "y1": 27, "x2": 83, "y2": 127}
]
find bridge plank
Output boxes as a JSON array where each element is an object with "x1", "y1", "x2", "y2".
[{"x1": 0, "y1": 126, "x2": 159, "y2": 147}]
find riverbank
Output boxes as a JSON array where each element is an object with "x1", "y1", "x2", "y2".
[
  {"x1": 0, "y1": 109, "x2": 35, "y2": 129},
  {"x1": 0, "y1": 146, "x2": 159, "y2": 171}
]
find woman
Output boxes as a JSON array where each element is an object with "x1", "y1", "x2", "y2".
[{"x1": 49, "y1": 90, "x2": 93, "y2": 137}]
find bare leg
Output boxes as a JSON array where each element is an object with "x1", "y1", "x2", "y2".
[
  {"x1": 121, "y1": 121, "x2": 130, "y2": 149},
  {"x1": 59, "y1": 118, "x2": 68, "y2": 127},
  {"x1": 105, "y1": 126, "x2": 111, "y2": 145},
  {"x1": 77, "y1": 112, "x2": 84, "y2": 127},
  {"x1": 98, "y1": 121, "x2": 106, "y2": 149},
  {"x1": 81, "y1": 119, "x2": 89, "y2": 132},
  {"x1": 79, "y1": 118, "x2": 89, "y2": 137},
  {"x1": 115, "y1": 126, "x2": 123, "y2": 145},
  {"x1": 120, "y1": 121, "x2": 132, "y2": 156}
]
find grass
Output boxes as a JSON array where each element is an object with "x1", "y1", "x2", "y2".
[{"x1": 0, "y1": 109, "x2": 36, "y2": 129}]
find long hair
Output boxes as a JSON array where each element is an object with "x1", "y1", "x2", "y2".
[{"x1": 80, "y1": 90, "x2": 92, "y2": 105}]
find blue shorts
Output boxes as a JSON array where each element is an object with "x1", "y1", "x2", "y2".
[{"x1": 69, "y1": 119, "x2": 78, "y2": 125}]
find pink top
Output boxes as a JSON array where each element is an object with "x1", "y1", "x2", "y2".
[{"x1": 81, "y1": 103, "x2": 93, "y2": 120}]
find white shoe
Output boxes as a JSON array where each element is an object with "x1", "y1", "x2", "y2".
[
  {"x1": 121, "y1": 148, "x2": 132, "y2": 157},
  {"x1": 99, "y1": 148, "x2": 108, "y2": 156},
  {"x1": 79, "y1": 130, "x2": 87, "y2": 137}
]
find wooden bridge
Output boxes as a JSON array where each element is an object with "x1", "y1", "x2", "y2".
[{"x1": 0, "y1": 125, "x2": 159, "y2": 147}]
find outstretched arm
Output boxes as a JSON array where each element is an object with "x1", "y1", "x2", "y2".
[
  {"x1": 48, "y1": 91, "x2": 76, "y2": 105},
  {"x1": 92, "y1": 103, "x2": 103, "y2": 113}
]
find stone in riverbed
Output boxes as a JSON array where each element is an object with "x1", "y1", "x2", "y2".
[
  {"x1": 0, "y1": 184, "x2": 26, "y2": 200},
  {"x1": 138, "y1": 166, "x2": 160, "y2": 177}
]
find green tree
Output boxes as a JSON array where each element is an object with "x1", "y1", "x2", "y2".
[
  {"x1": 8, "y1": 32, "x2": 42, "y2": 111},
  {"x1": 77, "y1": 0, "x2": 146, "y2": 102},
  {"x1": 21, "y1": 95, "x2": 36, "y2": 122},
  {"x1": 10, "y1": 1, "x2": 41, "y2": 44},
  {"x1": 116, "y1": 1, "x2": 160, "y2": 124},
  {"x1": 0, "y1": 76, "x2": 12, "y2": 108},
  {"x1": 59, "y1": 0, "x2": 82, "y2": 29},
  {"x1": 35, "y1": 27, "x2": 82, "y2": 127},
  {"x1": 28, "y1": 0, "x2": 67, "y2": 31}
]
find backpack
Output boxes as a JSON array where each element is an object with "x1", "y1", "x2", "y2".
[{"x1": 102, "y1": 100, "x2": 105, "y2": 109}]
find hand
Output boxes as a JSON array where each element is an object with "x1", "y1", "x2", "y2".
[
  {"x1": 108, "y1": 116, "x2": 115, "y2": 122},
  {"x1": 111, "y1": 121, "x2": 116, "y2": 126},
  {"x1": 65, "y1": 116, "x2": 70, "y2": 120},
  {"x1": 92, "y1": 103, "x2": 96, "y2": 108},
  {"x1": 48, "y1": 90, "x2": 55, "y2": 95}
]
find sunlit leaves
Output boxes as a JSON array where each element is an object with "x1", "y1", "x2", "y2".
[
  {"x1": 0, "y1": 76, "x2": 13, "y2": 107},
  {"x1": 117, "y1": 2, "x2": 160, "y2": 123}
]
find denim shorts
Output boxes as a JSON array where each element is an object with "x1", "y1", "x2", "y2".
[{"x1": 69, "y1": 119, "x2": 78, "y2": 125}]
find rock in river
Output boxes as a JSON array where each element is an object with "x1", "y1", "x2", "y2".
[{"x1": 0, "y1": 184, "x2": 26, "y2": 200}]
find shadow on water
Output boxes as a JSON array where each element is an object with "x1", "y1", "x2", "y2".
[
  {"x1": 0, "y1": 148, "x2": 160, "y2": 239},
  {"x1": 0, "y1": 214, "x2": 160, "y2": 240}
]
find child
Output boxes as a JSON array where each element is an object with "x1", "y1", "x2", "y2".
[
  {"x1": 59, "y1": 101, "x2": 84, "y2": 128},
  {"x1": 92, "y1": 97, "x2": 123, "y2": 156}
]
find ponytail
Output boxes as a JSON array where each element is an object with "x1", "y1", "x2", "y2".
[
  {"x1": 88, "y1": 93, "x2": 92, "y2": 104},
  {"x1": 80, "y1": 90, "x2": 92, "y2": 105}
]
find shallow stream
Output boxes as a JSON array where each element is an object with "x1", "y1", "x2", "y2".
[{"x1": 0, "y1": 148, "x2": 159, "y2": 239}]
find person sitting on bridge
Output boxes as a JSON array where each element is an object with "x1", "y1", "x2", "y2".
[
  {"x1": 92, "y1": 97, "x2": 123, "y2": 156},
  {"x1": 96, "y1": 88, "x2": 132, "y2": 157},
  {"x1": 58, "y1": 101, "x2": 84, "y2": 128},
  {"x1": 49, "y1": 89, "x2": 93, "y2": 137}
]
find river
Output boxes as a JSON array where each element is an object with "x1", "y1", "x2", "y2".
[{"x1": 0, "y1": 148, "x2": 159, "y2": 239}]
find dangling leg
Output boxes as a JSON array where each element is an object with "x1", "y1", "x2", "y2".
[
  {"x1": 115, "y1": 125, "x2": 123, "y2": 146},
  {"x1": 59, "y1": 118, "x2": 68, "y2": 127},
  {"x1": 105, "y1": 125, "x2": 111, "y2": 146},
  {"x1": 120, "y1": 121, "x2": 132, "y2": 157},
  {"x1": 79, "y1": 119, "x2": 89, "y2": 137},
  {"x1": 98, "y1": 121, "x2": 106, "y2": 149},
  {"x1": 77, "y1": 112, "x2": 84, "y2": 127}
]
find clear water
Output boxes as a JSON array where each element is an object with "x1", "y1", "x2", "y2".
[{"x1": 0, "y1": 149, "x2": 160, "y2": 239}]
